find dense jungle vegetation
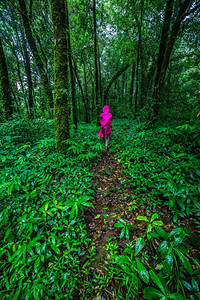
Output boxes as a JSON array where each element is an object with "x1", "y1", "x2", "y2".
[{"x1": 0, "y1": 0, "x2": 200, "y2": 299}]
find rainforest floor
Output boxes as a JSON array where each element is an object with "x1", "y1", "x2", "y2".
[{"x1": 78, "y1": 150, "x2": 200, "y2": 300}]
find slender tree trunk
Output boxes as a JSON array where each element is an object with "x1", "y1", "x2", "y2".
[
  {"x1": 18, "y1": 0, "x2": 53, "y2": 109},
  {"x1": 73, "y1": 61, "x2": 89, "y2": 123},
  {"x1": 93, "y1": 0, "x2": 99, "y2": 122},
  {"x1": 83, "y1": 61, "x2": 90, "y2": 123},
  {"x1": 21, "y1": 25, "x2": 34, "y2": 118},
  {"x1": 66, "y1": 0, "x2": 78, "y2": 129},
  {"x1": 135, "y1": 0, "x2": 144, "y2": 115},
  {"x1": 0, "y1": 36, "x2": 13, "y2": 120},
  {"x1": 50, "y1": 0, "x2": 70, "y2": 153},
  {"x1": 98, "y1": 46, "x2": 103, "y2": 104},
  {"x1": 129, "y1": 60, "x2": 136, "y2": 108}
]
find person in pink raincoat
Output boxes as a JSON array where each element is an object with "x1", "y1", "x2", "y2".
[{"x1": 97, "y1": 105, "x2": 113, "y2": 150}]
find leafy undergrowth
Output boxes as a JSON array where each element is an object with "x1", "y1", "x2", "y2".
[
  {"x1": 0, "y1": 118, "x2": 200, "y2": 299},
  {"x1": 0, "y1": 119, "x2": 102, "y2": 299}
]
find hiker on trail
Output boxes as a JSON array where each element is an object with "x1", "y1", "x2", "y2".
[{"x1": 97, "y1": 105, "x2": 113, "y2": 150}]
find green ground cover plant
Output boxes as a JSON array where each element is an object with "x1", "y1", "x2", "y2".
[
  {"x1": 0, "y1": 119, "x2": 100, "y2": 299},
  {"x1": 0, "y1": 117, "x2": 199, "y2": 299}
]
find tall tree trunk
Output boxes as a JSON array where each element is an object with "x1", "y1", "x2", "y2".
[
  {"x1": 83, "y1": 61, "x2": 90, "y2": 123},
  {"x1": 103, "y1": 64, "x2": 130, "y2": 105},
  {"x1": 129, "y1": 60, "x2": 136, "y2": 108},
  {"x1": 93, "y1": 0, "x2": 99, "y2": 122},
  {"x1": 0, "y1": 36, "x2": 13, "y2": 120},
  {"x1": 18, "y1": 0, "x2": 53, "y2": 109},
  {"x1": 21, "y1": 25, "x2": 34, "y2": 118},
  {"x1": 152, "y1": 0, "x2": 192, "y2": 117},
  {"x1": 135, "y1": 0, "x2": 144, "y2": 114},
  {"x1": 152, "y1": 0, "x2": 173, "y2": 116},
  {"x1": 66, "y1": 0, "x2": 78, "y2": 129},
  {"x1": 98, "y1": 46, "x2": 103, "y2": 104},
  {"x1": 50, "y1": 0, "x2": 70, "y2": 153},
  {"x1": 73, "y1": 61, "x2": 90, "y2": 123}
]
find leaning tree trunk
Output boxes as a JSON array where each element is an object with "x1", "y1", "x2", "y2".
[
  {"x1": 18, "y1": 0, "x2": 53, "y2": 109},
  {"x1": 0, "y1": 36, "x2": 13, "y2": 120},
  {"x1": 152, "y1": 0, "x2": 192, "y2": 118},
  {"x1": 50, "y1": 0, "x2": 70, "y2": 153},
  {"x1": 103, "y1": 64, "x2": 130, "y2": 105},
  {"x1": 66, "y1": 0, "x2": 78, "y2": 129},
  {"x1": 152, "y1": 0, "x2": 173, "y2": 117}
]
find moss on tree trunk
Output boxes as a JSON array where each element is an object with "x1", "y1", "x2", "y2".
[
  {"x1": 50, "y1": 0, "x2": 70, "y2": 153},
  {"x1": 0, "y1": 36, "x2": 13, "y2": 120}
]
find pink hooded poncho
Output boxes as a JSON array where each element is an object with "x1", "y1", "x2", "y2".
[{"x1": 97, "y1": 105, "x2": 112, "y2": 139}]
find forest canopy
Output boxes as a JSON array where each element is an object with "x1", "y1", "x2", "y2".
[{"x1": 0, "y1": 0, "x2": 199, "y2": 129}]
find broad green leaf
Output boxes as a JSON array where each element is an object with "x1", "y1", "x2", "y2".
[
  {"x1": 169, "y1": 197, "x2": 175, "y2": 209},
  {"x1": 136, "y1": 258, "x2": 149, "y2": 284},
  {"x1": 150, "y1": 213, "x2": 158, "y2": 222},
  {"x1": 173, "y1": 232, "x2": 185, "y2": 246},
  {"x1": 120, "y1": 227, "x2": 126, "y2": 239},
  {"x1": 153, "y1": 220, "x2": 163, "y2": 226},
  {"x1": 191, "y1": 278, "x2": 199, "y2": 292},
  {"x1": 168, "y1": 293, "x2": 184, "y2": 300},
  {"x1": 34, "y1": 257, "x2": 41, "y2": 273},
  {"x1": 125, "y1": 227, "x2": 130, "y2": 240},
  {"x1": 114, "y1": 222, "x2": 123, "y2": 228},
  {"x1": 182, "y1": 281, "x2": 192, "y2": 292},
  {"x1": 124, "y1": 248, "x2": 134, "y2": 254},
  {"x1": 155, "y1": 226, "x2": 169, "y2": 240},
  {"x1": 119, "y1": 218, "x2": 126, "y2": 224},
  {"x1": 143, "y1": 287, "x2": 164, "y2": 299},
  {"x1": 158, "y1": 240, "x2": 169, "y2": 258},
  {"x1": 149, "y1": 270, "x2": 166, "y2": 295},
  {"x1": 135, "y1": 237, "x2": 145, "y2": 256},
  {"x1": 4, "y1": 227, "x2": 11, "y2": 240},
  {"x1": 137, "y1": 216, "x2": 149, "y2": 222},
  {"x1": 175, "y1": 249, "x2": 192, "y2": 274},
  {"x1": 115, "y1": 255, "x2": 130, "y2": 265},
  {"x1": 169, "y1": 227, "x2": 183, "y2": 237},
  {"x1": 70, "y1": 204, "x2": 77, "y2": 219},
  {"x1": 163, "y1": 254, "x2": 173, "y2": 275}
]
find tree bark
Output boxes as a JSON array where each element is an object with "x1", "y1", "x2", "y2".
[
  {"x1": 0, "y1": 36, "x2": 13, "y2": 120},
  {"x1": 18, "y1": 0, "x2": 53, "y2": 109},
  {"x1": 66, "y1": 0, "x2": 78, "y2": 129},
  {"x1": 50, "y1": 0, "x2": 70, "y2": 153}
]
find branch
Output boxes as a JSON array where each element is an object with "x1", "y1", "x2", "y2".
[{"x1": 103, "y1": 64, "x2": 130, "y2": 103}]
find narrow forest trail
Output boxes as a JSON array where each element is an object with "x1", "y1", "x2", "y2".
[
  {"x1": 86, "y1": 150, "x2": 147, "y2": 264},
  {"x1": 81, "y1": 150, "x2": 151, "y2": 299},
  {"x1": 79, "y1": 150, "x2": 200, "y2": 300}
]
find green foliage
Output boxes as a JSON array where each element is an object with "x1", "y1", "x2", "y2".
[
  {"x1": 105, "y1": 220, "x2": 199, "y2": 300},
  {"x1": 1, "y1": 117, "x2": 199, "y2": 299},
  {"x1": 114, "y1": 218, "x2": 134, "y2": 240},
  {"x1": 113, "y1": 118, "x2": 200, "y2": 221},
  {"x1": 137, "y1": 213, "x2": 163, "y2": 239},
  {"x1": 0, "y1": 119, "x2": 99, "y2": 299}
]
